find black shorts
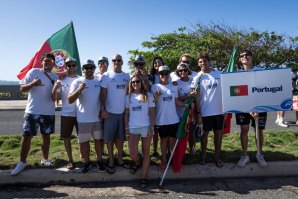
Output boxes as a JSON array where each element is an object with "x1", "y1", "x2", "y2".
[
  {"x1": 155, "y1": 123, "x2": 179, "y2": 138},
  {"x1": 235, "y1": 112, "x2": 267, "y2": 129},
  {"x1": 202, "y1": 115, "x2": 224, "y2": 132},
  {"x1": 23, "y1": 113, "x2": 55, "y2": 136},
  {"x1": 60, "y1": 116, "x2": 78, "y2": 138}
]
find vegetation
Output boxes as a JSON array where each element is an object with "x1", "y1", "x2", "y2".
[
  {"x1": 1, "y1": 130, "x2": 297, "y2": 170},
  {"x1": 128, "y1": 22, "x2": 298, "y2": 72}
]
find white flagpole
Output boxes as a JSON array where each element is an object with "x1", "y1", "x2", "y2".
[
  {"x1": 159, "y1": 139, "x2": 179, "y2": 187},
  {"x1": 255, "y1": 117, "x2": 261, "y2": 155}
]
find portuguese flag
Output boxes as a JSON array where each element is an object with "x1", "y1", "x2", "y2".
[
  {"x1": 230, "y1": 85, "x2": 248, "y2": 96},
  {"x1": 17, "y1": 22, "x2": 81, "y2": 80}
]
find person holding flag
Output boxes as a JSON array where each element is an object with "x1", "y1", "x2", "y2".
[
  {"x1": 191, "y1": 53, "x2": 225, "y2": 168},
  {"x1": 236, "y1": 49, "x2": 268, "y2": 168},
  {"x1": 11, "y1": 53, "x2": 58, "y2": 176}
]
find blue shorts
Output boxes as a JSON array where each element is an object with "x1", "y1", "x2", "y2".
[
  {"x1": 129, "y1": 126, "x2": 150, "y2": 138},
  {"x1": 103, "y1": 112, "x2": 125, "y2": 142},
  {"x1": 23, "y1": 113, "x2": 55, "y2": 136}
]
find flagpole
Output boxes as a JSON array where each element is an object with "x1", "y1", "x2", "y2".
[
  {"x1": 255, "y1": 116, "x2": 261, "y2": 155},
  {"x1": 159, "y1": 139, "x2": 179, "y2": 187}
]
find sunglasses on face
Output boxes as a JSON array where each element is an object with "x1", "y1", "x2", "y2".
[
  {"x1": 178, "y1": 69, "x2": 188, "y2": 73},
  {"x1": 154, "y1": 61, "x2": 162, "y2": 65},
  {"x1": 239, "y1": 53, "x2": 251, "y2": 58},
  {"x1": 134, "y1": 63, "x2": 145, "y2": 67},
  {"x1": 44, "y1": 59, "x2": 54, "y2": 64},
  {"x1": 112, "y1": 59, "x2": 122, "y2": 63},
  {"x1": 131, "y1": 80, "x2": 141, "y2": 84},
  {"x1": 83, "y1": 66, "x2": 94, "y2": 70},
  {"x1": 182, "y1": 60, "x2": 190, "y2": 64},
  {"x1": 160, "y1": 72, "x2": 169, "y2": 76},
  {"x1": 67, "y1": 64, "x2": 76, "y2": 68}
]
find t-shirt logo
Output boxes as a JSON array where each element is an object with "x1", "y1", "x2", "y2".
[
  {"x1": 132, "y1": 105, "x2": 142, "y2": 111},
  {"x1": 116, "y1": 84, "x2": 126, "y2": 89},
  {"x1": 163, "y1": 95, "x2": 172, "y2": 101},
  {"x1": 230, "y1": 85, "x2": 248, "y2": 96}
]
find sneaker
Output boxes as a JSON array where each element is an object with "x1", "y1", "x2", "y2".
[
  {"x1": 82, "y1": 162, "x2": 92, "y2": 173},
  {"x1": 277, "y1": 121, "x2": 288, "y2": 128},
  {"x1": 40, "y1": 159, "x2": 53, "y2": 167},
  {"x1": 11, "y1": 162, "x2": 26, "y2": 176},
  {"x1": 275, "y1": 118, "x2": 280, "y2": 124},
  {"x1": 237, "y1": 155, "x2": 250, "y2": 167},
  {"x1": 96, "y1": 160, "x2": 106, "y2": 173},
  {"x1": 256, "y1": 153, "x2": 268, "y2": 167}
]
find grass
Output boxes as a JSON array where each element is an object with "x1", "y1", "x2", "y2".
[{"x1": 0, "y1": 130, "x2": 298, "y2": 170}]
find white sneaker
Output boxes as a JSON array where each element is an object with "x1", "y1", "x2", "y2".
[
  {"x1": 40, "y1": 159, "x2": 53, "y2": 167},
  {"x1": 256, "y1": 153, "x2": 268, "y2": 167},
  {"x1": 275, "y1": 118, "x2": 280, "y2": 124},
  {"x1": 277, "y1": 121, "x2": 288, "y2": 128},
  {"x1": 11, "y1": 162, "x2": 26, "y2": 176},
  {"x1": 237, "y1": 155, "x2": 250, "y2": 167}
]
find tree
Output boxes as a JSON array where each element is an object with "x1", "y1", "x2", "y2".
[{"x1": 128, "y1": 22, "x2": 298, "y2": 72}]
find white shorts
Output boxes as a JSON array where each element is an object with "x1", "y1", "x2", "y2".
[
  {"x1": 129, "y1": 126, "x2": 150, "y2": 138},
  {"x1": 78, "y1": 122, "x2": 103, "y2": 143}
]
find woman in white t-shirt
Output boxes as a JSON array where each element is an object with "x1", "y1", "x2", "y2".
[
  {"x1": 176, "y1": 63, "x2": 197, "y2": 154},
  {"x1": 125, "y1": 74, "x2": 155, "y2": 188},
  {"x1": 151, "y1": 65, "x2": 187, "y2": 171}
]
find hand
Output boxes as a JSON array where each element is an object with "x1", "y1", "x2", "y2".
[
  {"x1": 250, "y1": 112, "x2": 259, "y2": 118},
  {"x1": 101, "y1": 110, "x2": 109, "y2": 119},
  {"x1": 154, "y1": 88, "x2": 162, "y2": 99},
  {"x1": 54, "y1": 81, "x2": 62, "y2": 90},
  {"x1": 78, "y1": 81, "x2": 87, "y2": 92},
  {"x1": 196, "y1": 114, "x2": 203, "y2": 125},
  {"x1": 188, "y1": 91, "x2": 197, "y2": 97},
  {"x1": 32, "y1": 77, "x2": 43, "y2": 86}
]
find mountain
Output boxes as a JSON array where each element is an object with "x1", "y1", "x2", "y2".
[{"x1": 0, "y1": 80, "x2": 19, "y2": 85}]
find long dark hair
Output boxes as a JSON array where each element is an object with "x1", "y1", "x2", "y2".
[
  {"x1": 150, "y1": 56, "x2": 164, "y2": 84},
  {"x1": 128, "y1": 73, "x2": 149, "y2": 102}
]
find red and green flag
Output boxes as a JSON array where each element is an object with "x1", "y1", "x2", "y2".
[
  {"x1": 230, "y1": 85, "x2": 248, "y2": 96},
  {"x1": 17, "y1": 22, "x2": 81, "y2": 80}
]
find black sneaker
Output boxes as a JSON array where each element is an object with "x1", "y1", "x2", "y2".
[
  {"x1": 97, "y1": 160, "x2": 106, "y2": 173},
  {"x1": 82, "y1": 162, "x2": 92, "y2": 173}
]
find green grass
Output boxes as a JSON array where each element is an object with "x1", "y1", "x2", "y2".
[{"x1": 0, "y1": 130, "x2": 297, "y2": 170}]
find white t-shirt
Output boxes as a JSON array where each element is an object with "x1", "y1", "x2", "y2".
[
  {"x1": 176, "y1": 79, "x2": 193, "y2": 118},
  {"x1": 69, "y1": 77, "x2": 101, "y2": 123},
  {"x1": 21, "y1": 69, "x2": 58, "y2": 115},
  {"x1": 191, "y1": 69, "x2": 222, "y2": 117},
  {"x1": 170, "y1": 70, "x2": 198, "y2": 82},
  {"x1": 125, "y1": 93, "x2": 155, "y2": 128},
  {"x1": 100, "y1": 70, "x2": 130, "y2": 114},
  {"x1": 151, "y1": 83, "x2": 180, "y2": 125},
  {"x1": 59, "y1": 76, "x2": 79, "y2": 117}
]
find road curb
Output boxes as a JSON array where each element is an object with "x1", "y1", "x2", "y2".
[{"x1": 1, "y1": 161, "x2": 298, "y2": 185}]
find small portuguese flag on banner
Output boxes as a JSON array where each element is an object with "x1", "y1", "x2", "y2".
[
  {"x1": 17, "y1": 22, "x2": 81, "y2": 80},
  {"x1": 230, "y1": 85, "x2": 249, "y2": 96}
]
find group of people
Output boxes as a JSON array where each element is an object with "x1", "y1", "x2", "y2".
[{"x1": 10, "y1": 50, "x2": 269, "y2": 188}]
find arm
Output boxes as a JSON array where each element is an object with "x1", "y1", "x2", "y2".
[
  {"x1": 193, "y1": 88, "x2": 202, "y2": 125},
  {"x1": 178, "y1": 90, "x2": 197, "y2": 101},
  {"x1": 124, "y1": 107, "x2": 130, "y2": 136},
  {"x1": 51, "y1": 81, "x2": 62, "y2": 102},
  {"x1": 68, "y1": 82, "x2": 86, "y2": 104},
  {"x1": 20, "y1": 77, "x2": 42, "y2": 92},
  {"x1": 100, "y1": 87, "x2": 108, "y2": 119}
]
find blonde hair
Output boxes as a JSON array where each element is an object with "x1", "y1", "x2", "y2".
[{"x1": 128, "y1": 73, "x2": 149, "y2": 102}]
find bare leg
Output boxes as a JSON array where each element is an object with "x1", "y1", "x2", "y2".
[
  {"x1": 63, "y1": 137, "x2": 73, "y2": 162},
  {"x1": 80, "y1": 141, "x2": 90, "y2": 163},
  {"x1": 94, "y1": 139, "x2": 104, "y2": 161},
  {"x1": 240, "y1": 125, "x2": 249, "y2": 156},
  {"x1": 107, "y1": 141, "x2": 114, "y2": 167},
  {"x1": 41, "y1": 134, "x2": 50, "y2": 160},
  {"x1": 115, "y1": 139, "x2": 124, "y2": 163},
  {"x1": 20, "y1": 136, "x2": 32, "y2": 163},
  {"x1": 141, "y1": 136, "x2": 152, "y2": 179}
]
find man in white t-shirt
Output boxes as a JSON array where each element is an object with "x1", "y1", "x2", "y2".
[
  {"x1": 100, "y1": 54, "x2": 130, "y2": 174},
  {"x1": 95, "y1": 56, "x2": 109, "y2": 80},
  {"x1": 68, "y1": 59, "x2": 105, "y2": 173},
  {"x1": 170, "y1": 54, "x2": 198, "y2": 82},
  {"x1": 191, "y1": 53, "x2": 224, "y2": 168},
  {"x1": 52, "y1": 57, "x2": 79, "y2": 170},
  {"x1": 11, "y1": 53, "x2": 58, "y2": 176}
]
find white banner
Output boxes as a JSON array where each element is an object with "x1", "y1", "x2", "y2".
[{"x1": 221, "y1": 68, "x2": 292, "y2": 113}]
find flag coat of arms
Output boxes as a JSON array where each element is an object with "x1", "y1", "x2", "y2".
[{"x1": 17, "y1": 22, "x2": 81, "y2": 80}]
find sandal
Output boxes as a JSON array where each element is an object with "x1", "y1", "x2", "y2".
[
  {"x1": 66, "y1": 161, "x2": 75, "y2": 170},
  {"x1": 130, "y1": 164, "x2": 141, "y2": 175},
  {"x1": 215, "y1": 159, "x2": 224, "y2": 168},
  {"x1": 117, "y1": 162, "x2": 131, "y2": 169},
  {"x1": 106, "y1": 165, "x2": 115, "y2": 174},
  {"x1": 140, "y1": 179, "x2": 149, "y2": 188}
]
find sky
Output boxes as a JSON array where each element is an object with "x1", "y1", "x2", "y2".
[{"x1": 1, "y1": 0, "x2": 298, "y2": 81}]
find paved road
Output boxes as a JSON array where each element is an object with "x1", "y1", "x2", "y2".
[
  {"x1": 1, "y1": 177, "x2": 297, "y2": 199},
  {"x1": 1, "y1": 110, "x2": 298, "y2": 135}
]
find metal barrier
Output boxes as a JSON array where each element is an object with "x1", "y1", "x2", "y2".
[{"x1": 0, "y1": 85, "x2": 27, "y2": 100}]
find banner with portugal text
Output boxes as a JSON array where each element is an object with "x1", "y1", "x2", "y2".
[{"x1": 221, "y1": 68, "x2": 292, "y2": 113}]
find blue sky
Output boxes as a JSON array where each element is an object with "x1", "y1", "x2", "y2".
[{"x1": 0, "y1": 0, "x2": 298, "y2": 81}]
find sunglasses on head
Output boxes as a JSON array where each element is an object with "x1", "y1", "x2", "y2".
[
  {"x1": 182, "y1": 60, "x2": 190, "y2": 64},
  {"x1": 160, "y1": 72, "x2": 169, "y2": 76},
  {"x1": 67, "y1": 64, "x2": 76, "y2": 68},
  {"x1": 131, "y1": 80, "x2": 141, "y2": 84},
  {"x1": 179, "y1": 69, "x2": 188, "y2": 73},
  {"x1": 239, "y1": 53, "x2": 251, "y2": 58},
  {"x1": 134, "y1": 63, "x2": 145, "y2": 67},
  {"x1": 112, "y1": 59, "x2": 122, "y2": 63},
  {"x1": 98, "y1": 61, "x2": 107, "y2": 65},
  {"x1": 83, "y1": 66, "x2": 94, "y2": 70}
]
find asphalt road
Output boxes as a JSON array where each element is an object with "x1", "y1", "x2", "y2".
[
  {"x1": 1, "y1": 177, "x2": 297, "y2": 199},
  {"x1": 1, "y1": 110, "x2": 298, "y2": 135}
]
